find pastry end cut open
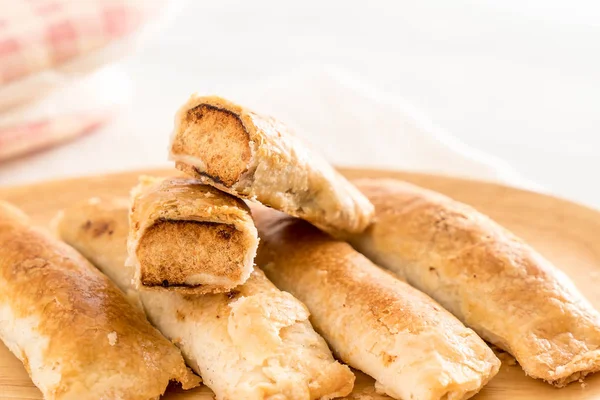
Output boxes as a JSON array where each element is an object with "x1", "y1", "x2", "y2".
[
  {"x1": 128, "y1": 175, "x2": 259, "y2": 294},
  {"x1": 170, "y1": 101, "x2": 253, "y2": 188},
  {"x1": 135, "y1": 218, "x2": 258, "y2": 293}
]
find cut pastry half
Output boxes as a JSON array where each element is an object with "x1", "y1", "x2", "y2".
[
  {"x1": 127, "y1": 176, "x2": 258, "y2": 294},
  {"x1": 169, "y1": 95, "x2": 374, "y2": 236}
]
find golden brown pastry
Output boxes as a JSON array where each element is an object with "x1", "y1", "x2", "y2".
[
  {"x1": 127, "y1": 176, "x2": 258, "y2": 294},
  {"x1": 252, "y1": 206, "x2": 500, "y2": 400},
  {"x1": 169, "y1": 95, "x2": 374, "y2": 235},
  {"x1": 347, "y1": 178, "x2": 600, "y2": 387},
  {"x1": 55, "y1": 197, "x2": 355, "y2": 400},
  {"x1": 0, "y1": 201, "x2": 199, "y2": 400}
]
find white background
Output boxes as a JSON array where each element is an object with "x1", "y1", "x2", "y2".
[{"x1": 2, "y1": 0, "x2": 600, "y2": 208}]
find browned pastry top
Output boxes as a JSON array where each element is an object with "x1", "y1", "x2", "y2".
[
  {"x1": 170, "y1": 95, "x2": 375, "y2": 236},
  {"x1": 0, "y1": 201, "x2": 199, "y2": 399},
  {"x1": 252, "y1": 205, "x2": 500, "y2": 400},
  {"x1": 351, "y1": 178, "x2": 600, "y2": 386}
]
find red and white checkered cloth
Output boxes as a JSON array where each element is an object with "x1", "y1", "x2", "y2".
[
  {"x1": 0, "y1": 0, "x2": 153, "y2": 163},
  {"x1": 0, "y1": 111, "x2": 108, "y2": 162},
  {"x1": 0, "y1": 0, "x2": 144, "y2": 86}
]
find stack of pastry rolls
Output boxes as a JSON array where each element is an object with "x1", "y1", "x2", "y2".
[{"x1": 3, "y1": 94, "x2": 598, "y2": 400}]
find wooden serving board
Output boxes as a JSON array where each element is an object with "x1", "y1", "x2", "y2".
[{"x1": 1, "y1": 167, "x2": 600, "y2": 400}]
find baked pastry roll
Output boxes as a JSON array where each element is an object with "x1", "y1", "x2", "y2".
[
  {"x1": 169, "y1": 95, "x2": 374, "y2": 235},
  {"x1": 127, "y1": 176, "x2": 257, "y2": 293},
  {"x1": 252, "y1": 206, "x2": 500, "y2": 400},
  {"x1": 55, "y1": 197, "x2": 355, "y2": 400},
  {"x1": 347, "y1": 178, "x2": 600, "y2": 387},
  {"x1": 0, "y1": 201, "x2": 199, "y2": 400}
]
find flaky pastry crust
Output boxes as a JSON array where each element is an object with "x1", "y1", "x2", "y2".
[
  {"x1": 0, "y1": 201, "x2": 199, "y2": 400},
  {"x1": 348, "y1": 178, "x2": 600, "y2": 387},
  {"x1": 127, "y1": 176, "x2": 257, "y2": 294},
  {"x1": 55, "y1": 198, "x2": 355, "y2": 400},
  {"x1": 253, "y1": 206, "x2": 500, "y2": 400},
  {"x1": 169, "y1": 95, "x2": 374, "y2": 236}
]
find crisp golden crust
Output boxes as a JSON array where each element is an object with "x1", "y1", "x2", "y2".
[
  {"x1": 0, "y1": 201, "x2": 199, "y2": 400},
  {"x1": 127, "y1": 176, "x2": 257, "y2": 294},
  {"x1": 349, "y1": 178, "x2": 600, "y2": 387},
  {"x1": 55, "y1": 197, "x2": 355, "y2": 400},
  {"x1": 252, "y1": 206, "x2": 500, "y2": 400},
  {"x1": 169, "y1": 95, "x2": 374, "y2": 236}
]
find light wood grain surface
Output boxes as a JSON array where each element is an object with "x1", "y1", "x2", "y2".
[{"x1": 1, "y1": 167, "x2": 599, "y2": 399}]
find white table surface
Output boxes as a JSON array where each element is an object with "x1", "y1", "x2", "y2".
[{"x1": 2, "y1": 0, "x2": 599, "y2": 209}]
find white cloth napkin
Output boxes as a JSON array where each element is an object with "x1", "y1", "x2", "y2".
[{"x1": 0, "y1": 66, "x2": 535, "y2": 190}]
